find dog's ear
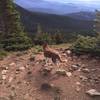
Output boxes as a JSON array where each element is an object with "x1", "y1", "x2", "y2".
[
  {"x1": 43, "y1": 41, "x2": 48, "y2": 45},
  {"x1": 42, "y1": 41, "x2": 48, "y2": 49}
]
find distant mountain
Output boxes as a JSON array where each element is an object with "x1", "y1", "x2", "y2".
[
  {"x1": 66, "y1": 12, "x2": 96, "y2": 21},
  {"x1": 15, "y1": 4, "x2": 94, "y2": 35},
  {"x1": 14, "y1": 0, "x2": 95, "y2": 15}
]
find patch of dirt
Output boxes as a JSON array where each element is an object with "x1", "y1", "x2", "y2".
[{"x1": 0, "y1": 49, "x2": 100, "y2": 100}]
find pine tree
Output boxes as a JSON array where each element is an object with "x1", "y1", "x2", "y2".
[
  {"x1": 37, "y1": 23, "x2": 42, "y2": 35},
  {"x1": 54, "y1": 31, "x2": 63, "y2": 44},
  {"x1": 95, "y1": 10, "x2": 100, "y2": 35},
  {"x1": 0, "y1": 4, "x2": 5, "y2": 49},
  {"x1": 0, "y1": 0, "x2": 32, "y2": 51}
]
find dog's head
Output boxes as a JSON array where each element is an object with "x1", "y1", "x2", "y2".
[{"x1": 42, "y1": 42, "x2": 48, "y2": 49}]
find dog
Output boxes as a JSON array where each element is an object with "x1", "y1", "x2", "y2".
[{"x1": 42, "y1": 42, "x2": 67, "y2": 66}]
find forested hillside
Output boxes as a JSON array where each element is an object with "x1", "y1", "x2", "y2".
[
  {"x1": 66, "y1": 11, "x2": 95, "y2": 21},
  {"x1": 0, "y1": 0, "x2": 32, "y2": 51},
  {"x1": 15, "y1": 5, "x2": 95, "y2": 36}
]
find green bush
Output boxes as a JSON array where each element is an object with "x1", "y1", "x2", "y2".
[
  {"x1": 34, "y1": 33, "x2": 52, "y2": 45},
  {"x1": 95, "y1": 36, "x2": 100, "y2": 54},
  {"x1": 53, "y1": 33, "x2": 64, "y2": 44},
  {"x1": 2, "y1": 35, "x2": 32, "y2": 51},
  {"x1": 0, "y1": 0, "x2": 32, "y2": 51},
  {"x1": 34, "y1": 46, "x2": 43, "y2": 53},
  {"x1": 71, "y1": 35, "x2": 98, "y2": 54},
  {"x1": 0, "y1": 49, "x2": 8, "y2": 59}
]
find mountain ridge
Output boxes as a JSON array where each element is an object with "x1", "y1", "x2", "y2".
[
  {"x1": 65, "y1": 11, "x2": 96, "y2": 21},
  {"x1": 14, "y1": 0, "x2": 95, "y2": 15},
  {"x1": 15, "y1": 4, "x2": 94, "y2": 35}
]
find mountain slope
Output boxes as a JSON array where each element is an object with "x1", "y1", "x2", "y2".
[
  {"x1": 66, "y1": 12, "x2": 96, "y2": 21},
  {"x1": 14, "y1": 0, "x2": 95, "y2": 15},
  {"x1": 15, "y1": 5, "x2": 94, "y2": 34}
]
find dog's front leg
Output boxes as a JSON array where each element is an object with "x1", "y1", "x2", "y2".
[{"x1": 45, "y1": 57, "x2": 49, "y2": 66}]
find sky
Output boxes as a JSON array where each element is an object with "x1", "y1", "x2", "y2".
[
  {"x1": 14, "y1": 0, "x2": 100, "y2": 11},
  {"x1": 44, "y1": 0, "x2": 100, "y2": 4}
]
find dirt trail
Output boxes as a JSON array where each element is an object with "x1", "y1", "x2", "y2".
[{"x1": 0, "y1": 49, "x2": 100, "y2": 100}]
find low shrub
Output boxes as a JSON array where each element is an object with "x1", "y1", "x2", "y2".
[
  {"x1": 35, "y1": 46, "x2": 43, "y2": 52},
  {"x1": 0, "y1": 49, "x2": 8, "y2": 59},
  {"x1": 71, "y1": 35, "x2": 100, "y2": 55}
]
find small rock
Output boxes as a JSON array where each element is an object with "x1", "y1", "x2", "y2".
[
  {"x1": 71, "y1": 64, "x2": 80, "y2": 71},
  {"x1": 10, "y1": 90, "x2": 16, "y2": 97},
  {"x1": 66, "y1": 50, "x2": 72, "y2": 54},
  {"x1": 82, "y1": 68, "x2": 90, "y2": 73},
  {"x1": 2, "y1": 70, "x2": 7, "y2": 75},
  {"x1": 91, "y1": 69, "x2": 97, "y2": 72},
  {"x1": 40, "y1": 66, "x2": 53, "y2": 76},
  {"x1": 1, "y1": 66, "x2": 9, "y2": 70},
  {"x1": 16, "y1": 69, "x2": 20, "y2": 71},
  {"x1": 66, "y1": 72, "x2": 72, "y2": 77},
  {"x1": 80, "y1": 76, "x2": 88, "y2": 82},
  {"x1": 11, "y1": 85, "x2": 16, "y2": 90},
  {"x1": 56, "y1": 69, "x2": 67, "y2": 76},
  {"x1": 62, "y1": 53, "x2": 66, "y2": 57},
  {"x1": 76, "y1": 82, "x2": 81, "y2": 86},
  {"x1": 19, "y1": 67, "x2": 25, "y2": 70},
  {"x1": 9, "y1": 63, "x2": 16, "y2": 66},
  {"x1": 8, "y1": 77, "x2": 13, "y2": 83},
  {"x1": 15, "y1": 69, "x2": 20, "y2": 74},
  {"x1": 76, "y1": 82, "x2": 81, "y2": 92},
  {"x1": 81, "y1": 64, "x2": 86, "y2": 68},
  {"x1": 76, "y1": 87, "x2": 81, "y2": 92},
  {"x1": 6, "y1": 67, "x2": 9, "y2": 70},
  {"x1": 86, "y1": 89, "x2": 100, "y2": 96},
  {"x1": 43, "y1": 66, "x2": 53, "y2": 72},
  {"x1": 24, "y1": 81, "x2": 30, "y2": 85},
  {"x1": 25, "y1": 65, "x2": 29, "y2": 68},
  {"x1": 2, "y1": 75, "x2": 6, "y2": 80},
  {"x1": 94, "y1": 78, "x2": 99, "y2": 84},
  {"x1": 15, "y1": 71, "x2": 19, "y2": 74}
]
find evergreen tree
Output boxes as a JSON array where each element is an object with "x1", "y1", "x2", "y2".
[
  {"x1": 0, "y1": 0, "x2": 32, "y2": 51},
  {"x1": 0, "y1": 5, "x2": 5, "y2": 49},
  {"x1": 37, "y1": 23, "x2": 42, "y2": 34},
  {"x1": 54, "y1": 31, "x2": 63, "y2": 44},
  {"x1": 95, "y1": 10, "x2": 100, "y2": 35},
  {"x1": 95, "y1": 10, "x2": 100, "y2": 53}
]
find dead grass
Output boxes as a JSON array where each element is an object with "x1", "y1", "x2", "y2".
[{"x1": 51, "y1": 43, "x2": 71, "y2": 49}]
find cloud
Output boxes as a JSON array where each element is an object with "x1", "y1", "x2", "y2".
[{"x1": 45, "y1": 0, "x2": 100, "y2": 4}]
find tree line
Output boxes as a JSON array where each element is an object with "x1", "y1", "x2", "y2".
[{"x1": 0, "y1": 0, "x2": 100, "y2": 56}]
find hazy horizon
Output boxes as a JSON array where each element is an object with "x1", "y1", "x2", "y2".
[
  {"x1": 44, "y1": 0, "x2": 100, "y2": 4},
  {"x1": 15, "y1": 0, "x2": 100, "y2": 10},
  {"x1": 14, "y1": 0, "x2": 100, "y2": 15}
]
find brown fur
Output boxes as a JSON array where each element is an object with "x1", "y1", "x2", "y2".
[{"x1": 43, "y1": 43, "x2": 63, "y2": 63}]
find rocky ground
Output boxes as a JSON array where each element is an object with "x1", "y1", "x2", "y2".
[{"x1": 0, "y1": 48, "x2": 100, "y2": 100}]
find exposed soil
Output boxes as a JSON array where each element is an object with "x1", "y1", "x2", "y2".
[{"x1": 0, "y1": 48, "x2": 100, "y2": 100}]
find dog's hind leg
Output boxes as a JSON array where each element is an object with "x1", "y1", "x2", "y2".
[{"x1": 45, "y1": 57, "x2": 50, "y2": 66}]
